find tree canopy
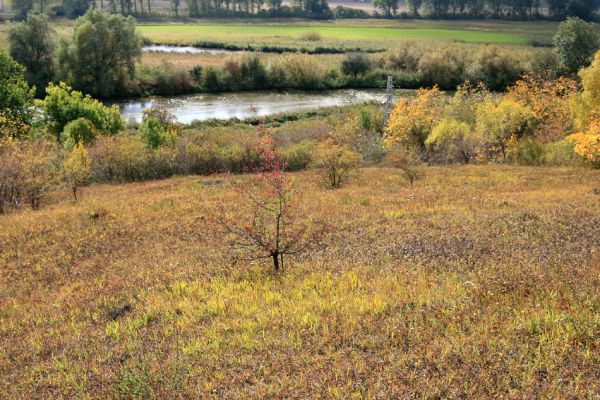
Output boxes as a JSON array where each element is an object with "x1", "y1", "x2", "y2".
[
  {"x1": 56, "y1": 8, "x2": 142, "y2": 98},
  {"x1": 0, "y1": 48, "x2": 34, "y2": 119},
  {"x1": 9, "y1": 12, "x2": 55, "y2": 97},
  {"x1": 554, "y1": 17, "x2": 600, "y2": 74}
]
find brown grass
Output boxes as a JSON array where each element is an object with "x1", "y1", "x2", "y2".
[
  {"x1": 140, "y1": 51, "x2": 347, "y2": 70},
  {"x1": 1, "y1": 166, "x2": 599, "y2": 398}
]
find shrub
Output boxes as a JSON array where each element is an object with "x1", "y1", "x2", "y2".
[
  {"x1": 281, "y1": 140, "x2": 317, "y2": 171},
  {"x1": 62, "y1": 142, "x2": 91, "y2": 200},
  {"x1": 269, "y1": 54, "x2": 328, "y2": 90},
  {"x1": 386, "y1": 86, "x2": 445, "y2": 152},
  {"x1": 240, "y1": 54, "x2": 268, "y2": 90},
  {"x1": 508, "y1": 137, "x2": 545, "y2": 165},
  {"x1": 572, "y1": 51, "x2": 600, "y2": 131},
  {"x1": 467, "y1": 46, "x2": 523, "y2": 91},
  {"x1": 341, "y1": 53, "x2": 372, "y2": 78},
  {"x1": 137, "y1": 62, "x2": 195, "y2": 96},
  {"x1": 11, "y1": 139, "x2": 60, "y2": 210},
  {"x1": 417, "y1": 47, "x2": 465, "y2": 90},
  {"x1": 61, "y1": 118, "x2": 96, "y2": 149},
  {"x1": 299, "y1": 31, "x2": 322, "y2": 41},
  {"x1": 385, "y1": 144, "x2": 424, "y2": 187},
  {"x1": 506, "y1": 75, "x2": 578, "y2": 143},
  {"x1": 387, "y1": 42, "x2": 424, "y2": 72},
  {"x1": 139, "y1": 117, "x2": 168, "y2": 149},
  {"x1": 37, "y1": 82, "x2": 124, "y2": 142},
  {"x1": 189, "y1": 65, "x2": 203, "y2": 84},
  {"x1": 475, "y1": 98, "x2": 536, "y2": 160},
  {"x1": 567, "y1": 124, "x2": 600, "y2": 168},
  {"x1": 334, "y1": 6, "x2": 370, "y2": 18},
  {"x1": 544, "y1": 138, "x2": 580, "y2": 165},
  {"x1": 312, "y1": 138, "x2": 362, "y2": 188},
  {"x1": 426, "y1": 118, "x2": 478, "y2": 164}
]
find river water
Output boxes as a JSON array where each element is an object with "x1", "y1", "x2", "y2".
[
  {"x1": 143, "y1": 44, "x2": 240, "y2": 55},
  {"x1": 115, "y1": 89, "x2": 393, "y2": 124}
]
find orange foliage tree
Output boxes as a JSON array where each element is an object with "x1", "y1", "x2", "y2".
[{"x1": 506, "y1": 75, "x2": 579, "y2": 143}]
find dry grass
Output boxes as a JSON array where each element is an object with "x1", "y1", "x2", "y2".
[
  {"x1": 140, "y1": 51, "x2": 346, "y2": 70},
  {"x1": 1, "y1": 166, "x2": 599, "y2": 398}
]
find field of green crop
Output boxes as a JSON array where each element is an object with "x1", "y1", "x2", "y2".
[
  {"x1": 0, "y1": 18, "x2": 560, "y2": 51},
  {"x1": 137, "y1": 23, "x2": 531, "y2": 48}
]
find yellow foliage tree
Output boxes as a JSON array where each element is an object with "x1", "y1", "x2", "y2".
[
  {"x1": 572, "y1": 51, "x2": 600, "y2": 131},
  {"x1": 475, "y1": 98, "x2": 536, "y2": 160},
  {"x1": 426, "y1": 118, "x2": 480, "y2": 164},
  {"x1": 385, "y1": 86, "x2": 445, "y2": 151},
  {"x1": 63, "y1": 142, "x2": 92, "y2": 200},
  {"x1": 312, "y1": 138, "x2": 362, "y2": 188},
  {"x1": 567, "y1": 121, "x2": 600, "y2": 168}
]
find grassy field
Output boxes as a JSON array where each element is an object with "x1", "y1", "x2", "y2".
[
  {"x1": 137, "y1": 23, "x2": 531, "y2": 47},
  {"x1": 1, "y1": 166, "x2": 599, "y2": 398},
  {"x1": 0, "y1": 18, "x2": 561, "y2": 51}
]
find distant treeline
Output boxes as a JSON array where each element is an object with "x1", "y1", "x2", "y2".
[{"x1": 11, "y1": 0, "x2": 600, "y2": 20}]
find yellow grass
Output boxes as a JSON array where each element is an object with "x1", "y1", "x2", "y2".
[{"x1": 1, "y1": 166, "x2": 599, "y2": 398}]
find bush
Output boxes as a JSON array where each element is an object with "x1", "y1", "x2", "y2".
[
  {"x1": 334, "y1": 6, "x2": 370, "y2": 18},
  {"x1": 281, "y1": 140, "x2": 317, "y2": 171},
  {"x1": 137, "y1": 62, "x2": 195, "y2": 96},
  {"x1": 426, "y1": 118, "x2": 478, "y2": 164},
  {"x1": 299, "y1": 31, "x2": 322, "y2": 41},
  {"x1": 475, "y1": 98, "x2": 536, "y2": 160},
  {"x1": 0, "y1": 138, "x2": 59, "y2": 212},
  {"x1": 544, "y1": 138, "x2": 580, "y2": 165},
  {"x1": 341, "y1": 53, "x2": 372, "y2": 78},
  {"x1": 387, "y1": 42, "x2": 423, "y2": 72},
  {"x1": 467, "y1": 46, "x2": 523, "y2": 91},
  {"x1": 312, "y1": 138, "x2": 362, "y2": 188},
  {"x1": 36, "y1": 82, "x2": 124, "y2": 142},
  {"x1": 240, "y1": 54, "x2": 268, "y2": 90},
  {"x1": 61, "y1": 118, "x2": 96, "y2": 148},
  {"x1": 508, "y1": 137, "x2": 545, "y2": 165},
  {"x1": 417, "y1": 47, "x2": 465, "y2": 90}
]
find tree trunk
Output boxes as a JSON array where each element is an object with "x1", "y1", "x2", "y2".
[{"x1": 272, "y1": 252, "x2": 279, "y2": 271}]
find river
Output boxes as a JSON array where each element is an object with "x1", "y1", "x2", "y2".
[{"x1": 114, "y1": 89, "x2": 396, "y2": 124}]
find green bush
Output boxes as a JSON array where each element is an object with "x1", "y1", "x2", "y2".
[
  {"x1": 417, "y1": 48, "x2": 465, "y2": 90},
  {"x1": 341, "y1": 53, "x2": 372, "y2": 77},
  {"x1": 61, "y1": 118, "x2": 96, "y2": 148},
  {"x1": 467, "y1": 46, "x2": 523, "y2": 91},
  {"x1": 510, "y1": 137, "x2": 545, "y2": 165},
  {"x1": 544, "y1": 138, "x2": 580, "y2": 165},
  {"x1": 37, "y1": 82, "x2": 123, "y2": 142},
  {"x1": 281, "y1": 140, "x2": 317, "y2": 171}
]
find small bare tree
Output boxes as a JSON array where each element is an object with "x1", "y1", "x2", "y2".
[{"x1": 217, "y1": 134, "x2": 326, "y2": 271}]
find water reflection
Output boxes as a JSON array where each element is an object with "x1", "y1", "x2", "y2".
[
  {"x1": 115, "y1": 90, "x2": 392, "y2": 124},
  {"x1": 143, "y1": 45, "x2": 240, "y2": 55}
]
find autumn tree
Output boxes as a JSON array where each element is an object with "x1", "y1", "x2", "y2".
[
  {"x1": 63, "y1": 142, "x2": 92, "y2": 200},
  {"x1": 218, "y1": 134, "x2": 326, "y2": 271},
  {"x1": 475, "y1": 98, "x2": 536, "y2": 160},
  {"x1": 385, "y1": 144, "x2": 424, "y2": 187},
  {"x1": 506, "y1": 75, "x2": 578, "y2": 143},
  {"x1": 426, "y1": 118, "x2": 479, "y2": 164},
  {"x1": 385, "y1": 86, "x2": 445, "y2": 153},
  {"x1": 312, "y1": 138, "x2": 362, "y2": 188}
]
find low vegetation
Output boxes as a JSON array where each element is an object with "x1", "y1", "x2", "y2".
[{"x1": 1, "y1": 166, "x2": 599, "y2": 397}]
